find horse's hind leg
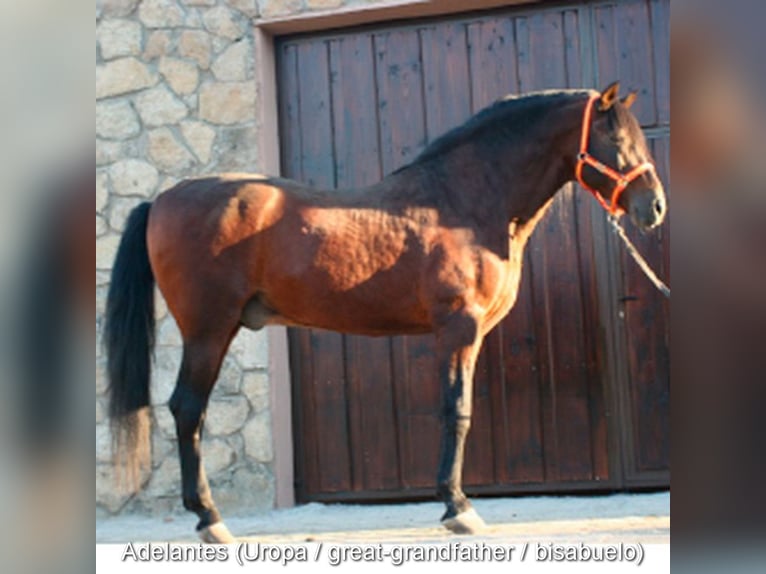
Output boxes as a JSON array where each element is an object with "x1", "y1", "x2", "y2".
[
  {"x1": 169, "y1": 326, "x2": 239, "y2": 543},
  {"x1": 435, "y1": 311, "x2": 487, "y2": 534}
]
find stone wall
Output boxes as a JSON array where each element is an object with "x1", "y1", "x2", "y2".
[
  {"x1": 96, "y1": 0, "x2": 402, "y2": 518},
  {"x1": 97, "y1": 0, "x2": 261, "y2": 519}
]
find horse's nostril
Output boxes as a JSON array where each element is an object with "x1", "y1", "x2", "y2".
[{"x1": 653, "y1": 198, "x2": 664, "y2": 217}]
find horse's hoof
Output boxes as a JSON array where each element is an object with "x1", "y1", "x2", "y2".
[
  {"x1": 441, "y1": 508, "x2": 487, "y2": 535},
  {"x1": 198, "y1": 522, "x2": 236, "y2": 544}
]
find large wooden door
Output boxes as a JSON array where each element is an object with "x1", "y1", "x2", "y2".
[{"x1": 277, "y1": 0, "x2": 670, "y2": 502}]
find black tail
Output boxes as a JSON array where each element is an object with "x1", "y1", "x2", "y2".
[{"x1": 104, "y1": 202, "x2": 155, "y2": 488}]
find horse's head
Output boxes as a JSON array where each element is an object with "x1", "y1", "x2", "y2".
[{"x1": 576, "y1": 82, "x2": 667, "y2": 231}]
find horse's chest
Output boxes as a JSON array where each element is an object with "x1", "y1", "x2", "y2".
[{"x1": 474, "y1": 243, "x2": 525, "y2": 327}]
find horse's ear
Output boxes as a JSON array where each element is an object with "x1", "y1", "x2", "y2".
[
  {"x1": 599, "y1": 82, "x2": 620, "y2": 111},
  {"x1": 621, "y1": 91, "x2": 638, "y2": 109}
]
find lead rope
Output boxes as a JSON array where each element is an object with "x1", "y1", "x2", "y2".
[{"x1": 607, "y1": 214, "x2": 671, "y2": 299}]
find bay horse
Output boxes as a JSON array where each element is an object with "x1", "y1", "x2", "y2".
[{"x1": 105, "y1": 83, "x2": 666, "y2": 542}]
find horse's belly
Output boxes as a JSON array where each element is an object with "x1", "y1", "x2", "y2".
[{"x1": 259, "y1": 259, "x2": 432, "y2": 334}]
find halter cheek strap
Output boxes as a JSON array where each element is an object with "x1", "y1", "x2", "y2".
[{"x1": 576, "y1": 93, "x2": 656, "y2": 215}]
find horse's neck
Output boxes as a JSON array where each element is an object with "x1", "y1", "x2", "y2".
[
  {"x1": 505, "y1": 100, "x2": 584, "y2": 224},
  {"x1": 436, "y1": 97, "x2": 584, "y2": 234},
  {"x1": 369, "y1": 96, "x2": 586, "y2": 255}
]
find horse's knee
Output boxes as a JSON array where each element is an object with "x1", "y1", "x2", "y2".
[{"x1": 442, "y1": 410, "x2": 472, "y2": 436}]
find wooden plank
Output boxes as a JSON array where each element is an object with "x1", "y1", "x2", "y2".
[
  {"x1": 295, "y1": 42, "x2": 352, "y2": 494},
  {"x1": 540, "y1": 189, "x2": 596, "y2": 482},
  {"x1": 614, "y1": 0, "x2": 657, "y2": 126},
  {"x1": 307, "y1": 330, "x2": 352, "y2": 493},
  {"x1": 517, "y1": 8, "x2": 597, "y2": 484},
  {"x1": 280, "y1": 43, "x2": 317, "y2": 501},
  {"x1": 499, "y1": 259, "x2": 546, "y2": 484},
  {"x1": 329, "y1": 35, "x2": 382, "y2": 189},
  {"x1": 420, "y1": 22, "x2": 473, "y2": 140},
  {"x1": 566, "y1": 8, "x2": 610, "y2": 481},
  {"x1": 296, "y1": 42, "x2": 337, "y2": 188},
  {"x1": 467, "y1": 16, "x2": 519, "y2": 112},
  {"x1": 374, "y1": 30, "x2": 427, "y2": 175},
  {"x1": 287, "y1": 329, "x2": 317, "y2": 501},
  {"x1": 390, "y1": 335, "x2": 439, "y2": 489},
  {"x1": 563, "y1": 9, "x2": 583, "y2": 88},
  {"x1": 277, "y1": 43, "x2": 302, "y2": 180},
  {"x1": 650, "y1": 0, "x2": 670, "y2": 125},
  {"x1": 594, "y1": 4, "x2": 618, "y2": 91},
  {"x1": 572, "y1": 185, "x2": 611, "y2": 482},
  {"x1": 329, "y1": 33, "x2": 401, "y2": 492},
  {"x1": 398, "y1": 334, "x2": 440, "y2": 488},
  {"x1": 464, "y1": 340, "x2": 496, "y2": 487},
  {"x1": 373, "y1": 28, "x2": 439, "y2": 490},
  {"x1": 620, "y1": 134, "x2": 670, "y2": 475},
  {"x1": 595, "y1": 0, "x2": 656, "y2": 127}
]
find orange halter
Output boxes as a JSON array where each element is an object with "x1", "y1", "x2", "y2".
[{"x1": 575, "y1": 93, "x2": 656, "y2": 215}]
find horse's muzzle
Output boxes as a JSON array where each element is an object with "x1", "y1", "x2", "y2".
[{"x1": 628, "y1": 184, "x2": 667, "y2": 231}]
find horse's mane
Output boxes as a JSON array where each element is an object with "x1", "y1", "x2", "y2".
[{"x1": 398, "y1": 89, "x2": 592, "y2": 173}]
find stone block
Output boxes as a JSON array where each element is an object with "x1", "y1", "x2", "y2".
[
  {"x1": 178, "y1": 29, "x2": 212, "y2": 69},
  {"x1": 144, "y1": 456, "x2": 181, "y2": 497},
  {"x1": 97, "y1": 463, "x2": 135, "y2": 514},
  {"x1": 198, "y1": 81, "x2": 255, "y2": 124},
  {"x1": 148, "y1": 128, "x2": 196, "y2": 172},
  {"x1": 159, "y1": 57, "x2": 200, "y2": 96},
  {"x1": 205, "y1": 396, "x2": 250, "y2": 436},
  {"x1": 135, "y1": 85, "x2": 189, "y2": 127},
  {"x1": 97, "y1": 100, "x2": 141, "y2": 140},
  {"x1": 96, "y1": 57, "x2": 157, "y2": 99},
  {"x1": 242, "y1": 371, "x2": 270, "y2": 413},
  {"x1": 215, "y1": 357, "x2": 244, "y2": 395},
  {"x1": 229, "y1": 328, "x2": 268, "y2": 370},
  {"x1": 99, "y1": 0, "x2": 140, "y2": 18},
  {"x1": 138, "y1": 0, "x2": 185, "y2": 28},
  {"x1": 226, "y1": 0, "x2": 259, "y2": 18},
  {"x1": 180, "y1": 121, "x2": 216, "y2": 164},
  {"x1": 203, "y1": 6, "x2": 245, "y2": 40},
  {"x1": 97, "y1": 214, "x2": 108, "y2": 237},
  {"x1": 97, "y1": 18, "x2": 143, "y2": 60},
  {"x1": 307, "y1": 0, "x2": 344, "y2": 10},
  {"x1": 109, "y1": 196, "x2": 144, "y2": 232},
  {"x1": 144, "y1": 30, "x2": 172, "y2": 60},
  {"x1": 242, "y1": 411, "x2": 273, "y2": 463},
  {"x1": 97, "y1": 422, "x2": 112, "y2": 463},
  {"x1": 259, "y1": 0, "x2": 302, "y2": 19},
  {"x1": 214, "y1": 125, "x2": 259, "y2": 171},
  {"x1": 97, "y1": 234, "x2": 121, "y2": 270},
  {"x1": 211, "y1": 38, "x2": 252, "y2": 81},
  {"x1": 152, "y1": 346, "x2": 182, "y2": 406},
  {"x1": 97, "y1": 139, "x2": 123, "y2": 166},
  {"x1": 96, "y1": 170, "x2": 110, "y2": 212},
  {"x1": 215, "y1": 464, "x2": 274, "y2": 514},
  {"x1": 109, "y1": 159, "x2": 159, "y2": 198},
  {"x1": 202, "y1": 438, "x2": 237, "y2": 475}
]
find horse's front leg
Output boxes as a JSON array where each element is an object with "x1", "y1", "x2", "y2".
[{"x1": 435, "y1": 311, "x2": 487, "y2": 534}]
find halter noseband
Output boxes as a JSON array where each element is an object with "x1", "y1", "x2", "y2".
[{"x1": 575, "y1": 93, "x2": 656, "y2": 215}]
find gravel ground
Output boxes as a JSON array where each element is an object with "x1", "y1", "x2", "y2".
[{"x1": 96, "y1": 491, "x2": 669, "y2": 545}]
